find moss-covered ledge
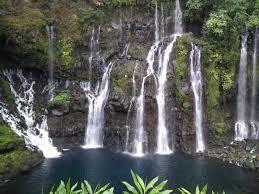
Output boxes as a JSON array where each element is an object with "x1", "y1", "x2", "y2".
[
  {"x1": 0, "y1": 123, "x2": 43, "y2": 185},
  {"x1": 48, "y1": 90, "x2": 71, "y2": 116}
]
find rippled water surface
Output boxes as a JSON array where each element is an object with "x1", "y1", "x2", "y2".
[{"x1": 1, "y1": 148, "x2": 259, "y2": 194}]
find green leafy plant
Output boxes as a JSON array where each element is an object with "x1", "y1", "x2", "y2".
[
  {"x1": 48, "y1": 90, "x2": 70, "y2": 110},
  {"x1": 122, "y1": 170, "x2": 173, "y2": 194},
  {"x1": 49, "y1": 171, "x2": 228, "y2": 194},
  {"x1": 179, "y1": 185, "x2": 225, "y2": 194},
  {"x1": 50, "y1": 179, "x2": 114, "y2": 194}
]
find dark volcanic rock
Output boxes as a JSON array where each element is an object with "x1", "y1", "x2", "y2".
[
  {"x1": 48, "y1": 82, "x2": 86, "y2": 137},
  {"x1": 206, "y1": 140, "x2": 259, "y2": 170}
]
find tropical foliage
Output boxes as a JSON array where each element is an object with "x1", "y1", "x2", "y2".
[
  {"x1": 50, "y1": 178, "x2": 114, "y2": 194},
  {"x1": 122, "y1": 170, "x2": 173, "y2": 194},
  {"x1": 50, "y1": 171, "x2": 225, "y2": 194}
]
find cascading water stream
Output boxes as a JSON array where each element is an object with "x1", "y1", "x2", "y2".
[
  {"x1": 132, "y1": 77, "x2": 148, "y2": 156},
  {"x1": 80, "y1": 62, "x2": 113, "y2": 148},
  {"x1": 235, "y1": 31, "x2": 249, "y2": 141},
  {"x1": 127, "y1": 0, "x2": 183, "y2": 156},
  {"x1": 174, "y1": 0, "x2": 183, "y2": 35},
  {"x1": 0, "y1": 70, "x2": 60, "y2": 158},
  {"x1": 125, "y1": 63, "x2": 139, "y2": 152},
  {"x1": 160, "y1": 3, "x2": 165, "y2": 40},
  {"x1": 155, "y1": 0, "x2": 183, "y2": 154},
  {"x1": 190, "y1": 44, "x2": 205, "y2": 153},
  {"x1": 121, "y1": 43, "x2": 130, "y2": 58},
  {"x1": 46, "y1": 25, "x2": 55, "y2": 98},
  {"x1": 155, "y1": 2, "x2": 160, "y2": 43},
  {"x1": 156, "y1": 36, "x2": 178, "y2": 154},
  {"x1": 250, "y1": 29, "x2": 259, "y2": 139},
  {"x1": 128, "y1": 43, "x2": 158, "y2": 155},
  {"x1": 88, "y1": 27, "x2": 100, "y2": 87}
]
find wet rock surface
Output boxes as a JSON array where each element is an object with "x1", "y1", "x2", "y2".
[{"x1": 206, "y1": 140, "x2": 259, "y2": 171}]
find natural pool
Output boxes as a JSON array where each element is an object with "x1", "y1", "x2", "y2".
[{"x1": 1, "y1": 148, "x2": 259, "y2": 194}]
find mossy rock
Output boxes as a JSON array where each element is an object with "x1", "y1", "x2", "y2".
[
  {"x1": 0, "y1": 147, "x2": 42, "y2": 178},
  {"x1": 174, "y1": 33, "x2": 194, "y2": 85},
  {"x1": 128, "y1": 44, "x2": 149, "y2": 60},
  {"x1": 0, "y1": 123, "x2": 43, "y2": 178},
  {"x1": 112, "y1": 60, "x2": 140, "y2": 96},
  {"x1": 0, "y1": 124, "x2": 24, "y2": 153},
  {"x1": 174, "y1": 33, "x2": 194, "y2": 112},
  {"x1": 176, "y1": 89, "x2": 191, "y2": 112},
  {"x1": 205, "y1": 66, "x2": 220, "y2": 110},
  {"x1": 0, "y1": 77, "x2": 14, "y2": 103},
  {"x1": 48, "y1": 90, "x2": 70, "y2": 113}
]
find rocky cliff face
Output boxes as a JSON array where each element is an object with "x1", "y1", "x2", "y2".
[
  {"x1": 0, "y1": 0, "x2": 259, "y2": 171},
  {"x1": 43, "y1": 19, "x2": 201, "y2": 155}
]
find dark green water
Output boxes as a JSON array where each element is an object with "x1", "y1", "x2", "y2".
[{"x1": 1, "y1": 148, "x2": 259, "y2": 194}]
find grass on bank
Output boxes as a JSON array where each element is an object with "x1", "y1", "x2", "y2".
[{"x1": 50, "y1": 170, "x2": 225, "y2": 194}]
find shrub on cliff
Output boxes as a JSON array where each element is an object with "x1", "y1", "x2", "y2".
[{"x1": 48, "y1": 90, "x2": 70, "y2": 112}]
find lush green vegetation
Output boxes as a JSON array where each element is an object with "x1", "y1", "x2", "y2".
[
  {"x1": 0, "y1": 123, "x2": 23, "y2": 153},
  {"x1": 174, "y1": 34, "x2": 194, "y2": 113},
  {"x1": 0, "y1": 123, "x2": 42, "y2": 178},
  {"x1": 48, "y1": 90, "x2": 70, "y2": 111},
  {"x1": 50, "y1": 179, "x2": 114, "y2": 194},
  {"x1": 0, "y1": 77, "x2": 14, "y2": 103},
  {"x1": 184, "y1": 0, "x2": 259, "y2": 138},
  {"x1": 0, "y1": 0, "x2": 258, "y2": 137},
  {"x1": 50, "y1": 171, "x2": 225, "y2": 194}
]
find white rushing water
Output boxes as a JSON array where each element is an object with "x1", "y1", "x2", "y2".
[
  {"x1": 174, "y1": 0, "x2": 183, "y2": 35},
  {"x1": 125, "y1": 63, "x2": 139, "y2": 152},
  {"x1": 121, "y1": 43, "x2": 130, "y2": 58},
  {"x1": 46, "y1": 25, "x2": 55, "y2": 99},
  {"x1": 235, "y1": 31, "x2": 249, "y2": 141},
  {"x1": 80, "y1": 62, "x2": 113, "y2": 148},
  {"x1": 155, "y1": 0, "x2": 183, "y2": 154},
  {"x1": 46, "y1": 25, "x2": 54, "y2": 83},
  {"x1": 88, "y1": 27, "x2": 100, "y2": 86},
  {"x1": 156, "y1": 35, "x2": 178, "y2": 154},
  {"x1": 250, "y1": 28, "x2": 259, "y2": 139},
  {"x1": 190, "y1": 44, "x2": 205, "y2": 152},
  {"x1": 128, "y1": 42, "x2": 159, "y2": 155},
  {"x1": 131, "y1": 77, "x2": 148, "y2": 156},
  {"x1": 0, "y1": 70, "x2": 60, "y2": 158},
  {"x1": 127, "y1": 0, "x2": 183, "y2": 156}
]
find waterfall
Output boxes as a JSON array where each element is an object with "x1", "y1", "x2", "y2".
[
  {"x1": 46, "y1": 25, "x2": 55, "y2": 98},
  {"x1": 156, "y1": 36, "x2": 178, "y2": 154},
  {"x1": 131, "y1": 78, "x2": 148, "y2": 156},
  {"x1": 0, "y1": 70, "x2": 60, "y2": 158},
  {"x1": 119, "y1": 19, "x2": 123, "y2": 42},
  {"x1": 250, "y1": 29, "x2": 259, "y2": 139},
  {"x1": 174, "y1": 0, "x2": 183, "y2": 35},
  {"x1": 190, "y1": 44, "x2": 205, "y2": 152},
  {"x1": 88, "y1": 27, "x2": 100, "y2": 86},
  {"x1": 80, "y1": 62, "x2": 113, "y2": 148},
  {"x1": 127, "y1": 35, "x2": 159, "y2": 155},
  {"x1": 155, "y1": 2, "x2": 160, "y2": 43},
  {"x1": 160, "y1": 3, "x2": 165, "y2": 40},
  {"x1": 125, "y1": 63, "x2": 139, "y2": 152},
  {"x1": 120, "y1": 43, "x2": 130, "y2": 58},
  {"x1": 155, "y1": 0, "x2": 182, "y2": 154},
  {"x1": 125, "y1": 0, "x2": 183, "y2": 156},
  {"x1": 235, "y1": 31, "x2": 249, "y2": 141}
]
